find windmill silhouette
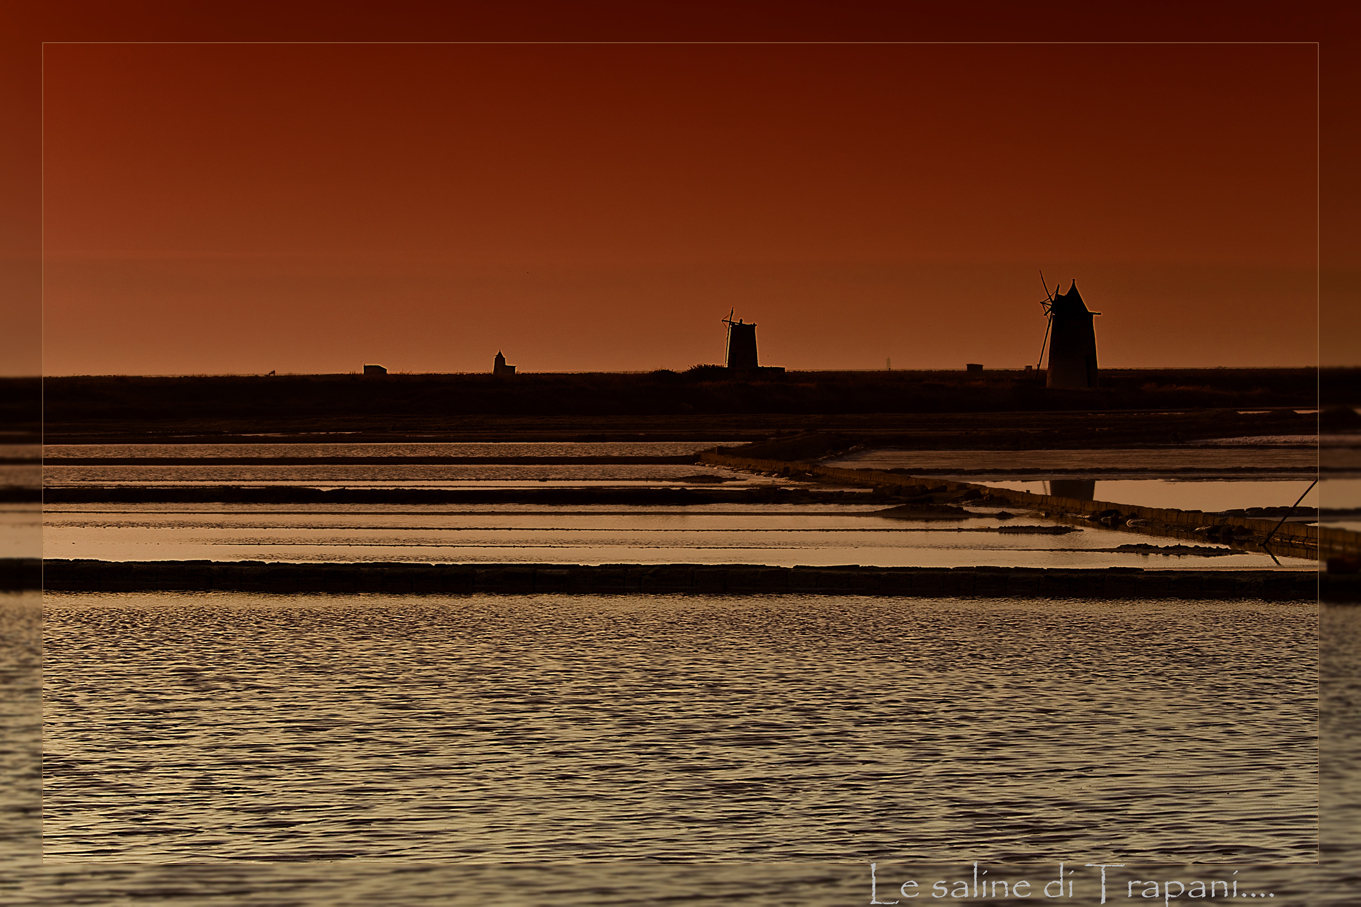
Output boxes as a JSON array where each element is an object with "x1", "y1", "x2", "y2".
[
  {"x1": 722, "y1": 309, "x2": 759, "y2": 370},
  {"x1": 1036, "y1": 271, "x2": 1099, "y2": 389}
]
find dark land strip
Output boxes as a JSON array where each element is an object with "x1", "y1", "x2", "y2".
[
  {"x1": 29, "y1": 367, "x2": 1352, "y2": 445},
  {"x1": 38, "y1": 408, "x2": 1329, "y2": 448},
  {"x1": 27, "y1": 559, "x2": 1331, "y2": 600}
]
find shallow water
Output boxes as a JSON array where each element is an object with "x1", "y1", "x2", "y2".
[
  {"x1": 42, "y1": 462, "x2": 751, "y2": 487},
  {"x1": 39, "y1": 441, "x2": 757, "y2": 490},
  {"x1": 1321, "y1": 477, "x2": 1361, "y2": 511},
  {"x1": 824, "y1": 447, "x2": 1343, "y2": 515},
  {"x1": 0, "y1": 464, "x2": 40, "y2": 488},
  {"x1": 41, "y1": 503, "x2": 1307, "y2": 569},
  {"x1": 0, "y1": 592, "x2": 40, "y2": 871},
  {"x1": 13, "y1": 434, "x2": 1361, "y2": 904},
  {"x1": 44, "y1": 592, "x2": 1314, "y2": 865},
  {"x1": 12, "y1": 596, "x2": 1360, "y2": 905},
  {"x1": 44, "y1": 442, "x2": 729, "y2": 459},
  {"x1": 33, "y1": 441, "x2": 1332, "y2": 569},
  {"x1": 985, "y1": 478, "x2": 1324, "y2": 513},
  {"x1": 0, "y1": 506, "x2": 40, "y2": 559},
  {"x1": 829, "y1": 446, "x2": 1319, "y2": 474}
]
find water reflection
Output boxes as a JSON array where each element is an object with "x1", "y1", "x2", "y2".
[{"x1": 1045, "y1": 479, "x2": 1096, "y2": 500}]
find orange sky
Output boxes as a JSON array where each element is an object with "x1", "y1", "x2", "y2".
[{"x1": 4, "y1": 3, "x2": 1359, "y2": 375}]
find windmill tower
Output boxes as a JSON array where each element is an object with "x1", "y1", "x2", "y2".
[
  {"x1": 722, "y1": 310, "x2": 759, "y2": 370},
  {"x1": 1037, "y1": 275, "x2": 1099, "y2": 389}
]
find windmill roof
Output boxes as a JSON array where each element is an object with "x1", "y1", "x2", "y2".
[{"x1": 1051, "y1": 282, "x2": 1091, "y2": 316}]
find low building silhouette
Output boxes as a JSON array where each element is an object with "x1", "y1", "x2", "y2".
[
  {"x1": 363, "y1": 364, "x2": 387, "y2": 376},
  {"x1": 493, "y1": 351, "x2": 516, "y2": 376}
]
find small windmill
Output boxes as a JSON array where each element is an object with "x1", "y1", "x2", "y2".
[{"x1": 722, "y1": 308, "x2": 760, "y2": 370}]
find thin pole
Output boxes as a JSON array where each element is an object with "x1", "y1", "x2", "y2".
[
  {"x1": 1036, "y1": 313, "x2": 1052, "y2": 371},
  {"x1": 1261, "y1": 479, "x2": 1318, "y2": 548},
  {"x1": 1036, "y1": 270, "x2": 1055, "y2": 371}
]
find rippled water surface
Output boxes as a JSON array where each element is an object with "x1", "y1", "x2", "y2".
[
  {"x1": 21, "y1": 433, "x2": 1361, "y2": 905},
  {"x1": 1, "y1": 592, "x2": 40, "y2": 872},
  {"x1": 44, "y1": 592, "x2": 1315, "y2": 865}
]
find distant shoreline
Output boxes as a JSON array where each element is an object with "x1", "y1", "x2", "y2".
[{"x1": 2, "y1": 367, "x2": 1353, "y2": 447}]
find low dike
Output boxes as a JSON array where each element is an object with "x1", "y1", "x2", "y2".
[
  {"x1": 32, "y1": 559, "x2": 1331, "y2": 601},
  {"x1": 701, "y1": 452, "x2": 1358, "y2": 559}
]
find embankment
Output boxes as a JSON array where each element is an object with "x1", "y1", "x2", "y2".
[
  {"x1": 34, "y1": 559, "x2": 1327, "y2": 600},
  {"x1": 701, "y1": 452, "x2": 1357, "y2": 561}
]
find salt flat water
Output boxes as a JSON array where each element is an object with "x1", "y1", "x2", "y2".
[
  {"x1": 0, "y1": 506, "x2": 39, "y2": 559},
  {"x1": 825, "y1": 445, "x2": 1342, "y2": 516},
  {"x1": 39, "y1": 436, "x2": 1319, "y2": 567},
  {"x1": 44, "y1": 591, "x2": 1316, "y2": 865},
  {"x1": 40, "y1": 503, "x2": 1308, "y2": 569},
  {"x1": 0, "y1": 464, "x2": 39, "y2": 488},
  {"x1": 25, "y1": 435, "x2": 1346, "y2": 904},
  {"x1": 39, "y1": 441, "x2": 754, "y2": 488},
  {"x1": 1, "y1": 591, "x2": 40, "y2": 877},
  {"x1": 983, "y1": 478, "x2": 1325, "y2": 513},
  {"x1": 41, "y1": 463, "x2": 741, "y2": 487},
  {"x1": 11, "y1": 599, "x2": 1360, "y2": 904},
  {"x1": 43, "y1": 442, "x2": 729, "y2": 459},
  {"x1": 828, "y1": 446, "x2": 1320, "y2": 474}
]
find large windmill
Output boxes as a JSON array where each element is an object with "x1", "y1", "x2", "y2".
[{"x1": 1036, "y1": 273, "x2": 1100, "y2": 389}]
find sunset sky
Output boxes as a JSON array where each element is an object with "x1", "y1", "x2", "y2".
[{"x1": 4, "y1": 3, "x2": 1358, "y2": 375}]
